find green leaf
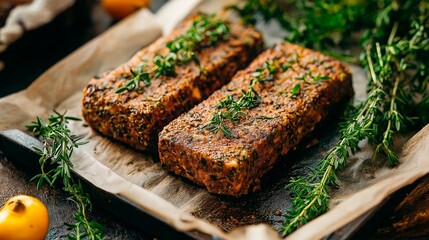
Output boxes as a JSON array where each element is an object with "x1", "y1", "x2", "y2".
[{"x1": 291, "y1": 83, "x2": 301, "y2": 97}]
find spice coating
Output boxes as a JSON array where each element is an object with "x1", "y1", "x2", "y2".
[
  {"x1": 158, "y1": 42, "x2": 354, "y2": 197},
  {"x1": 81, "y1": 15, "x2": 263, "y2": 150}
]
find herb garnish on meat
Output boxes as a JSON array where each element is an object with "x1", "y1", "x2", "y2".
[
  {"x1": 205, "y1": 61, "x2": 280, "y2": 137},
  {"x1": 116, "y1": 13, "x2": 230, "y2": 93},
  {"x1": 205, "y1": 57, "x2": 330, "y2": 137}
]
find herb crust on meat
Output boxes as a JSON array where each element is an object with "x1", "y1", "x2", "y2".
[
  {"x1": 158, "y1": 42, "x2": 353, "y2": 197},
  {"x1": 82, "y1": 15, "x2": 263, "y2": 150}
]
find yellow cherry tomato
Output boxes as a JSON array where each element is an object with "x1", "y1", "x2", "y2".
[
  {"x1": 0, "y1": 195, "x2": 49, "y2": 240},
  {"x1": 102, "y1": 0, "x2": 152, "y2": 20}
]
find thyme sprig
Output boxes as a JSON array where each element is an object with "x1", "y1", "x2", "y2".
[
  {"x1": 281, "y1": 0, "x2": 428, "y2": 236},
  {"x1": 116, "y1": 13, "x2": 230, "y2": 93},
  {"x1": 205, "y1": 61, "x2": 279, "y2": 137},
  {"x1": 27, "y1": 111, "x2": 104, "y2": 240},
  {"x1": 232, "y1": 0, "x2": 428, "y2": 236}
]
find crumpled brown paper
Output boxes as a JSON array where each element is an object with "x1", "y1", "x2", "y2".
[{"x1": 1, "y1": 1, "x2": 428, "y2": 240}]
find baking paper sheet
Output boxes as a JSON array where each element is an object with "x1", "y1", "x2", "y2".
[{"x1": 1, "y1": 1, "x2": 428, "y2": 239}]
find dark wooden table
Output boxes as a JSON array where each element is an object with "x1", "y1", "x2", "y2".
[
  {"x1": 1, "y1": 1, "x2": 428, "y2": 239},
  {"x1": 0, "y1": 154, "x2": 152, "y2": 239}
]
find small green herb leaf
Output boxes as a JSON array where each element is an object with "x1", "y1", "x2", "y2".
[
  {"x1": 117, "y1": 13, "x2": 230, "y2": 93},
  {"x1": 291, "y1": 83, "x2": 300, "y2": 97},
  {"x1": 205, "y1": 61, "x2": 280, "y2": 137}
]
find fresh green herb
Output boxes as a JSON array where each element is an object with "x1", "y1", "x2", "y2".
[
  {"x1": 297, "y1": 73, "x2": 330, "y2": 84},
  {"x1": 27, "y1": 111, "x2": 104, "y2": 240},
  {"x1": 205, "y1": 61, "x2": 279, "y2": 137},
  {"x1": 228, "y1": 0, "x2": 287, "y2": 29},
  {"x1": 284, "y1": 0, "x2": 427, "y2": 236},
  {"x1": 281, "y1": 63, "x2": 291, "y2": 72},
  {"x1": 232, "y1": 0, "x2": 429, "y2": 236},
  {"x1": 290, "y1": 83, "x2": 300, "y2": 98},
  {"x1": 310, "y1": 74, "x2": 330, "y2": 82},
  {"x1": 204, "y1": 111, "x2": 234, "y2": 138},
  {"x1": 291, "y1": 72, "x2": 329, "y2": 96},
  {"x1": 116, "y1": 13, "x2": 230, "y2": 93},
  {"x1": 230, "y1": 0, "x2": 370, "y2": 53}
]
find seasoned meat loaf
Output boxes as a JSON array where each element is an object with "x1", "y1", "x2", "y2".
[
  {"x1": 158, "y1": 42, "x2": 353, "y2": 197},
  {"x1": 82, "y1": 14, "x2": 263, "y2": 150}
]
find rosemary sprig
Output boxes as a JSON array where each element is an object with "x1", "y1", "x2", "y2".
[
  {"x1": 204, "y1": 61, "x2": 279, "y2": 137},
  {"x1": 116, "y1": 13, "x2": 230, "y2": 93},
  {"x1": 26, "y1": 111, "x2": 104, "y2": 240}
]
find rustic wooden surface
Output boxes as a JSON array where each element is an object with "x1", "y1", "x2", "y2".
[
  {"x1": 0, "y1": 154, "x2": 152, "y2": 239},
  {"x1": 0, "y1": 154, "x2": 153, "y2": 240}
]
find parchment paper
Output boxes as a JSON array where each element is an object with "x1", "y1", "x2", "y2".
[{"x1": 1, "y1": 1, "x2": 428, "y2": 239}]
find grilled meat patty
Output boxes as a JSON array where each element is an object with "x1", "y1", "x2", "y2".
[
  {"x1": 159, "y1": 42, "x2": 353, "y2": 197},
  {"x1": 82, "y1": 15, "x2": 263, "y2": 150}
]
